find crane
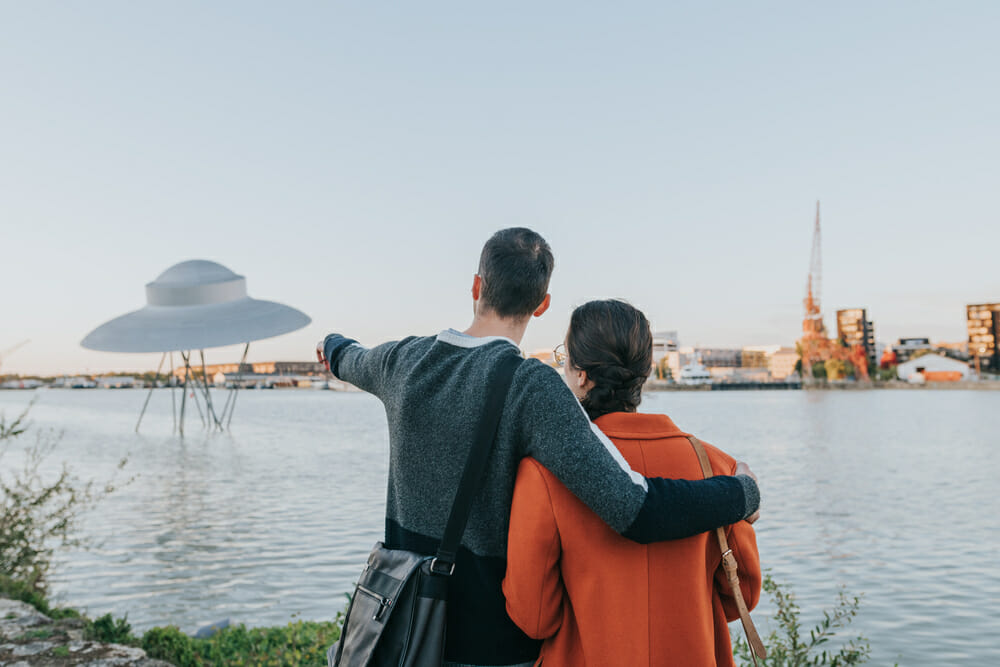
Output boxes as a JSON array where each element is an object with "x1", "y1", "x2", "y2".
[
  {"x1": 0, "y1": 340, "x2": 29, "y2": 373},
  {"x1": 799, "y1": 203, "x2": 827, "y2": 382},
  {"x1": 803, "y1": 201, "x2": 824, "y2": 336}
]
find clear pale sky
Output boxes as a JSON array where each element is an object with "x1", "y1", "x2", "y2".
[{"x1": 2, "y1": 2, "x2": 998, "y2": 375}]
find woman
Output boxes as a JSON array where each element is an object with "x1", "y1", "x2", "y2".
[{"x1": 503, "y1": 299, "x2": 761, "y2": 666}]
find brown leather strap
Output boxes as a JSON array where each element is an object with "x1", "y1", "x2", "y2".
[{"x1": 687, "y1": 436, "x2": 767, "y2": 664}]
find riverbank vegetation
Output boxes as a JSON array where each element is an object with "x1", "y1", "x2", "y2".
[
  {"x1": 0, "y1": 400, "x2": 125, "y2": 599},
  {"x1": 98, "y1": 614, "x2": 342, "y2": 666},
  {"x1": 733, "y1": 573, "x2": 874, "y2": 666}
]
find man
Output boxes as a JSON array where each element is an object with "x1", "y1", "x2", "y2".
[{"x1": 319, "y1": 228, "x2": 760, "y2": 667}]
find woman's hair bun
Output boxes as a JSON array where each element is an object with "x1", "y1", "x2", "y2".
[{"x1": 566, "y1": 300, "x2": 653, "y2": 421}]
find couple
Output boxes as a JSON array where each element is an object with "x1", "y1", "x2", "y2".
[{"x1": 319, "y1": 228, "x2": 761, "y2": 666}]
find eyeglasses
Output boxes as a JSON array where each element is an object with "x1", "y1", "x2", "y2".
[{"x1": 552, "y1": 343, "x2": 567, "y2": 368}]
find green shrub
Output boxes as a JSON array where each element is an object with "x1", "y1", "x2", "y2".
[
  {"x1": 141, "y1": 619, "x2": 341, "y2": 666},
  {"x1": 1, "y1": 401, "x2": 129, "y2": 593},
  {"x1": 0, "y1": 574, "x2": 81, "y2": 619},
  {"x1": 86, "y1": 612, "x2": 135, "y2": 644},
  {"x1": 734, "y1": 573, "x2": 872, "y2": 666},
  {"x1": 198, "y1": 620, "x2": 341, "y2": 666},
  {"x1": 142, "y1": 625, "x2": 196, "y2": 666}
]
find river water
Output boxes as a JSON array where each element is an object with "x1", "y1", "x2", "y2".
[{"x1": 1, "y1": 387, "x2": 997, "y2": 665}]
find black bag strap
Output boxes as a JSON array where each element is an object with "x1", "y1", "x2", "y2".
[{"x1": 429, "y1": 353, "x2": 522, "y2": 575}]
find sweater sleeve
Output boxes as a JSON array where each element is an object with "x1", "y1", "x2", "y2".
[
  {"x1": 323, "y1": 333, "x2": 399, "y2": 398},
  {"x1": 517, "y1": 364, "x2": 759, "y2": 543},
  {"x1": 503, "y1": 458, "x2": 565, "y2": 640}
]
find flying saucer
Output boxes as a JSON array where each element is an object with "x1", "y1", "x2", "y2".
[{"x1": 81, "y1": 260, "x2": 311, "y2": 352}]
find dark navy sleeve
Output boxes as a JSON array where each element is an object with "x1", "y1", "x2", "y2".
[
  {"x1": 622, "y1": 475, "x2": 755, "y2": 544},
  {"x1": 323, "y1": 334, "x2": 360, "y2": 377}
]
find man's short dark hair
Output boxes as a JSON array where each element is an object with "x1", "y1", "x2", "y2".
[{"x1": 477, "y1": 228, "x2": 554, "y2": 319}]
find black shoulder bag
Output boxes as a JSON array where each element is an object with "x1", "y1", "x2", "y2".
[{"x1": 329, "y1": 354, "x2": 522, "y2": 667}]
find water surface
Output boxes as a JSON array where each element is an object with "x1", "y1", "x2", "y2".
[{"x1": 1, "y1": 388, "x2": 996, "y2": 665}]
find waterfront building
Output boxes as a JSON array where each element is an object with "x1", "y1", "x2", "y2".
[
  {"x1": 837, "y1": 308, "x2": 876, "y2": 368},
  {"x1": 769, "y1": 348, "x2": 800, "y2": 380},
  {"x1": 171, "y1": 361, "x2": 325, "y2": 380},
  {"x1": 668, "y1": 346, "x2": 747, "y2": 381},
  {"x1": 274, "y1": 361, "x2": 327, "y2": 375},
  {"x1": 896, "y1": 354, "x2": 970, "y2": 383},
  {"x1": 0, "y1": 378, "x2": 44, "y2": 390},
  {"x1": 96, "y1": 376, "x2": 138, "y2": 389},
  {"x1": 892, "y1": 337, "x2": 934, "y2": 364},
  {"x1": 935, "y1": 341, "x2": 970, "y2": 358},
  {"x1": 741, "y1": 345, "x2": 782, "y2": 369},
  {"x1": 967, "y1": 303, "x2": 1000, "y2": 373},
  {"x1": 874, "y1": 341, "x2": 887, "y2": 367},
  {"x1": 698, "y1": 348, "x2": 743, "y2": 368},
  {"x1": 50, "y1": 376, "x2": 97, "y2": 389},
  {"x1": 651, "y1": 331, "x2": 679, "y2": 365}
]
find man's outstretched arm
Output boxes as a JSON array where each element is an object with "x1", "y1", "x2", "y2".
[
  {"x1": 318, "y1": 333, "x2": 401, "y2": 398},
  {"x1": 518, "y1": 364, "x2": 759, "y2": 544}
]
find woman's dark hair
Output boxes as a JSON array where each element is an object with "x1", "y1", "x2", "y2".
[
  {"x1": 478, "y1": 228, "x2": 554, "y2": 319},
  {"x1": 566, "y1": 299, "x2": 653, "y2": 420}
]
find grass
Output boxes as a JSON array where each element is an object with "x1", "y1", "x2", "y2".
[
  {"x1": 142, "y1": 620, "x2": 342, "y2": 666},
  {"x1": 1, "y1": 576, "x2": 343, "y2": 667},
  {"x1": 22, "y1": 627, "x2": 55, "y2": 640}
]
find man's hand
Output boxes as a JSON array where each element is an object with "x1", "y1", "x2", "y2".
[
  {"x1": 734, "y1": 460, "x2": 756, "y2": 483},
  {"x1": 316, "y1": 341, "x2": 330, "y2": 372},
  {"x1": 734, "y1": 461, "x2": 760, "y2": 525}
]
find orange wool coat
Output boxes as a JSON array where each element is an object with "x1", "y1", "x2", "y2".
[{"x1": 503, "y1": 412, "x2": 761, "y2": 667}]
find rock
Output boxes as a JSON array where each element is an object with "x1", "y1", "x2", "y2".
[
  {"x1": 9, "y1": 640, "x2": 57, "y2": 656},
  {"x1": 0, "y1": 599, "x2": 52, "y2": 641},
  {"x1": 79, "y1": 642, "x2": 150, "y2": 665},
  {"x1": 0, "y1": 598, "x2": 174, "y2": 666}
]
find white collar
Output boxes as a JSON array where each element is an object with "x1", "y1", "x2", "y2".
[{"x1": 437, "y1": 328, "x2": 520, "y2": 350}]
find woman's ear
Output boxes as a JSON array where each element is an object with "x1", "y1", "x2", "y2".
[{"x1": 576, "y1": 369, "x2": 589, "y2": 390}]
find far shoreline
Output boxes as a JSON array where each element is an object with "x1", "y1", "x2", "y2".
[{"x1": 644, "y1": 379, "x2": 1000, "y2": 391}]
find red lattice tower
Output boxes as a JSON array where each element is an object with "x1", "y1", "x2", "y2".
[{"x1": 799, "y1": 202, "x2": 829, "y2": 378}]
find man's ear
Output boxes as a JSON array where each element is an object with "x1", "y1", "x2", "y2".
[
  {"x1": 532, "y1": 293, "x2": 551, "y2": 318},
  {"x1": 471, "y1": 274, "x2": 482, "y2": 301}
]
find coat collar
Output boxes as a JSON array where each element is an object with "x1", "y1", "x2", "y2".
[{"x1": 593, "y1": 412, "x2": 689, "y2": 439}]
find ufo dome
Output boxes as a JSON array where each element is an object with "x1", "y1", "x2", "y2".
[
  {"x1": 154, "y1": 260, "x2": 240, "y2": 285},
  {"x1": 81, "y1": 259, "x2": 311, "y2": 353}
]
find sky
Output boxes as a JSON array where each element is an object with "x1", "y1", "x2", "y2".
[{"x1": 2, "y1": 2, "x2": 998, "y2": 375}]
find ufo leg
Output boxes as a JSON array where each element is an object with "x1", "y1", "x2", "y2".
[
  {"x1": 135, "y1": 352, "x2": 166, "y2": 433},
  {"x1": 198, "y1": 350, "x2": 224, "y2": 431},
  {"x1": 178, "y1": 357, "x2": 188, "y2": 437},
  {"x1": 170, "y1": 352, "x2": 177, "y2": 433},
  {"x1": 181, "y1": 352, "x2": 207, "y2": 428},
  {"x1": 222, "y1": 342, "x2": 251, "y2": 430}
]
